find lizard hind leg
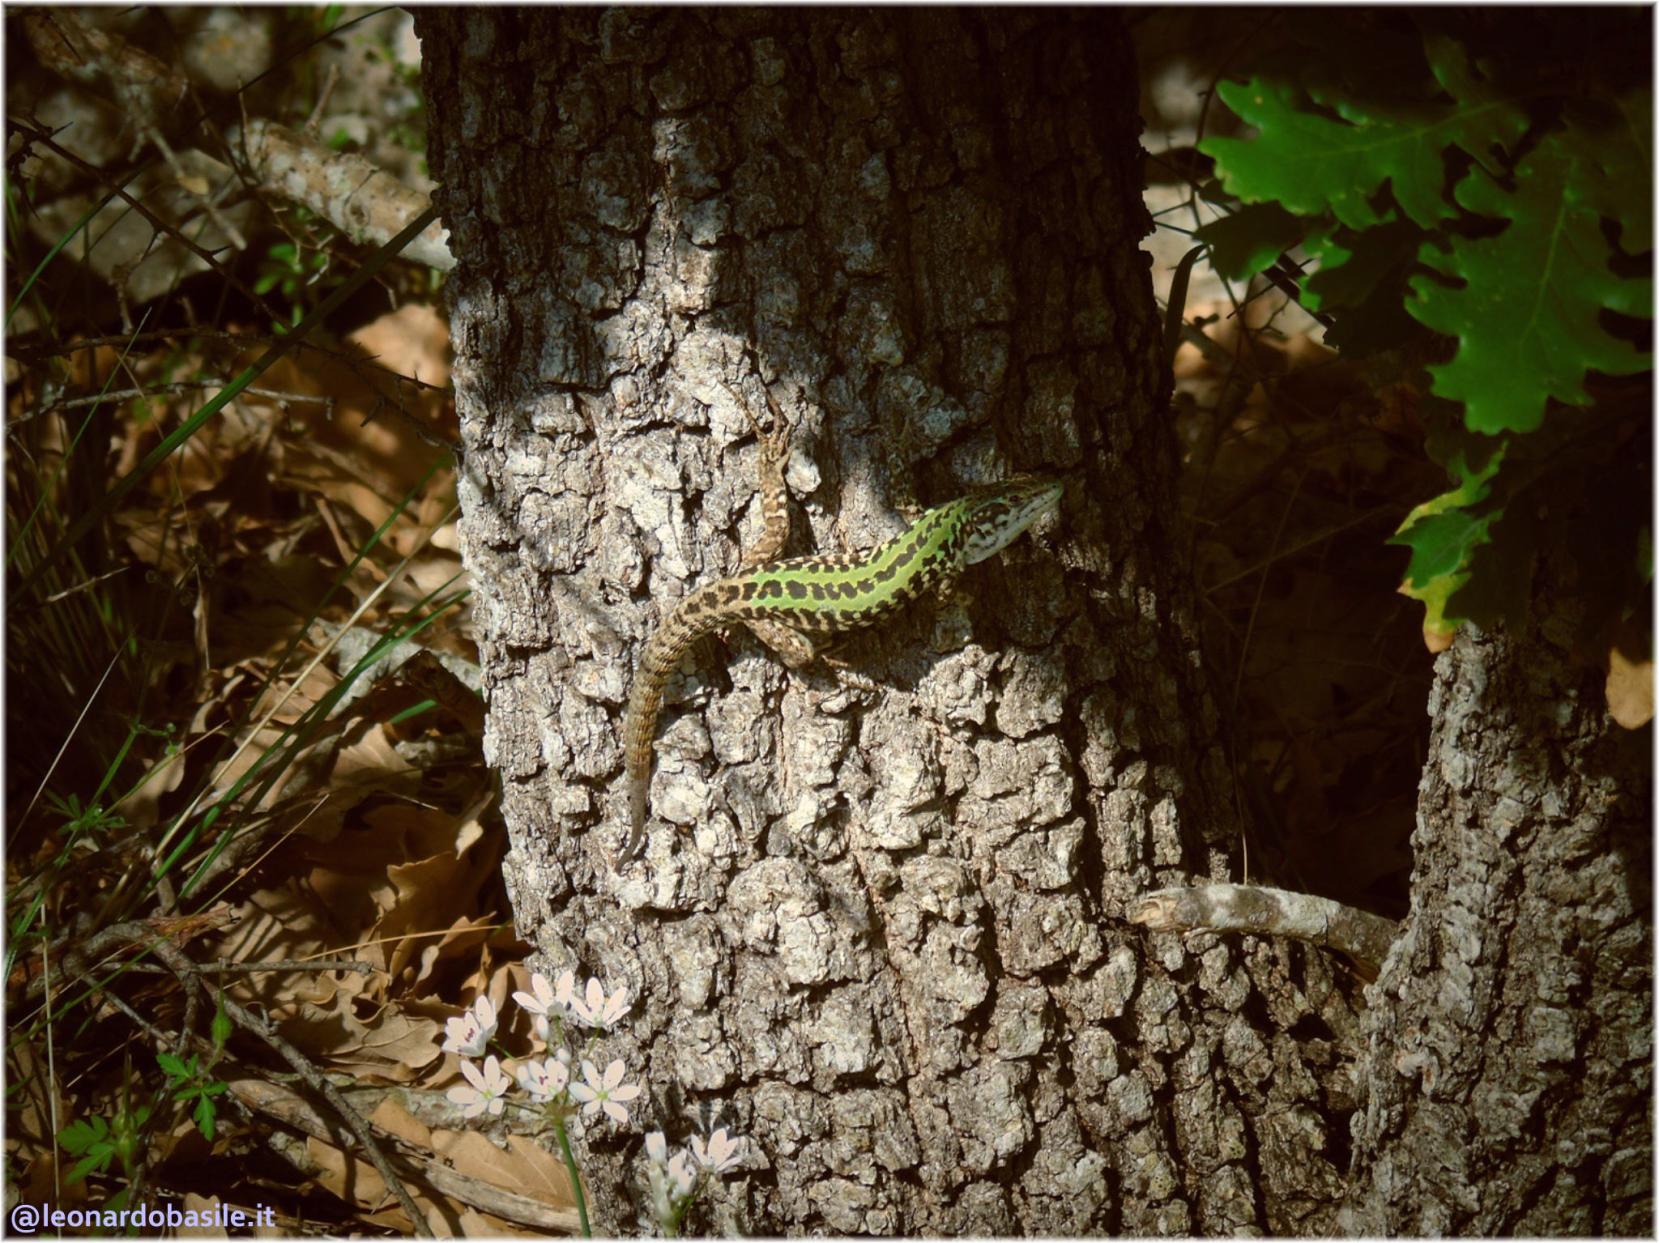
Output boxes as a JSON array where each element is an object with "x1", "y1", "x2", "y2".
[
  {"x1": 746, "y1": 621, "x2": 882, "y2": 694},
  {"x1": 744, "y1": 619, "x2": 821, "y2": 670}
]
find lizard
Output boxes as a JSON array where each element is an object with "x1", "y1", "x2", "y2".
[{"x1": 618, "y1": 376, "x2": 1063, "y2": 867}]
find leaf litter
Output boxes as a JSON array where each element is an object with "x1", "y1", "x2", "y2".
[{"x1": 9, "y1": 298, "x2": 578, "y2": 1234}]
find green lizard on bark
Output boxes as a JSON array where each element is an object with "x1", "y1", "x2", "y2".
[{"x1": 619, "y1": 377, "x2": 1062, "y2": 867}]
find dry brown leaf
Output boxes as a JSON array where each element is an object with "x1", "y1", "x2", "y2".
[
  {"x1": 304, "y1": 1130, "x2": 531, "y2": 1238},
  {"x1": 380, "y1": 854, "x2": 491, "y2": 988},
  {"x1": 409, "y1": 913, "x2": 498, "y2": 994},
  {"x1": 373, "y1": 1094, "x2": 566, "y2": 1231},
  {"x1": 263, "y1": 991, "x2": 444, "y2": 1082},
  {"x1": 431, "y1": 1129, "x2": 578, "y2": 1212},
  {"x1": 214, "y1": 875, "x2": 360, "y2": 989},
  {"x1": 349, "y1": 304, "x2": 451, "y2": 390},
  {"x1": 361, "y1": 800, "x2": 491, "y2": 867},
  {"x1": 304, "y1": 1134, "x2": 413, "y2": 1227},
  {"x1": 338, "y1": 1009, "x2": 448, "y2": 1079},
  {"x1": 176, "y1": 1193, "x2": 229, "y2": 1239},
  {"x1": 1606, "y1": 641, "x2": 1654, "y2": 729},
  {"x1": 212, "y1": 784, "x2": 502, "y2": 1077},
  {"x1": 261, "y1": 302, "x2": 453, "y2": 500},
  {"x1": 13, "y1": 1156, "x2": 72, "y2": 1211},
  {"x1": 369, "y1": 1095, "x2": 435, "y2": 1149},
  {"x1": 502, "y1": 1134, "x2": 582, "y2": 1211}
]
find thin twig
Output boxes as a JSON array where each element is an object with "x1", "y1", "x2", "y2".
[
  {"x1": 6, "y1": 328, "x2": 450, "y2": 394},
  {"x1": 9, "y1": 118, "x2": 281, "y2": 322},
  {"x1": 202, "y1": 956, "x2": 377, "y2": 975},
  {"x1": 38, "y1": 563, "x2": 126, "y2": 602},
  {"x1": 304, "y1": 64, "x2": 343, "y2": 133},
  {"x1": 78, "y1": 972, "x2": 186, "y2": 1051},
  {"x1": 101, "y1": 957, "x2": 376, "y2": 977},
  {"x1": 27, "y1": 382, "x2": 336, "y2": 419}
]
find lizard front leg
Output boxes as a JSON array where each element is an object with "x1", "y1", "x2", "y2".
[{"x1": 719, "y1": 376, "x2": 794, "y2": 571}]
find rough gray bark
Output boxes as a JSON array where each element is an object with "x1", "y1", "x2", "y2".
[
  {"x1": 1342, "y1": 622, "x2": 1652, "y2": 1235},
  {"x1": 417, "y1": 8, "x2": 1374, "y2": 1236}
]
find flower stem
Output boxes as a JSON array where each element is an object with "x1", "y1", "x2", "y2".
[{"x1": 552, "y1": 1111, "x2": 590, "y2": 1237}]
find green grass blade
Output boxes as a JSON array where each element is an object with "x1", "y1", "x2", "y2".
[{"x1": 4, "y1": 184, "x2": 128, "y2": 334}]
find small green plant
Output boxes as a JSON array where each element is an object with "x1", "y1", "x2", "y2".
[
  {"x1": 158, "y1": 997, "x2": 231, "y2": 1141},
  {"x1": 1195, "y1": 23, "x2": 1651, "y2": 651},
  {"x1": 58, "y1": 1065, "x2": 151, "y2": 1190},
  {"x1": 158, "y1": 1052, "x2": 229, "y2": 1141},
  {"x1": 254, "y1": 236, "x2": 332, "y2": 329},
  {"x1": 43, "y1": 791, "x2": 127, "y2": 842}
]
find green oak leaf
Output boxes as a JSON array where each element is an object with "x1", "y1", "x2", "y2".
[
  {"x1": 1304, "y1": 220, "x2": 1427, "y2": 352},
  {"x1": 1200, "y1": 38, "x2": 1528, "y2": 231},
  {"x1": 1195, "y1": 203, "x2": 1305, "y2": 280},
  {"x1": 1578, "y1": 88, "x2": 1653, "y2": 254},
  {"x1": 1408, "y1": 128, "x2": 1653, "y2": 434},
  {"x1": 1390, "y1": 446, "x2": 1507, "y2": 642}
]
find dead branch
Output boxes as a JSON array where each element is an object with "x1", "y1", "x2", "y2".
[{"x1": 1129, "y1": 881, "x2": 1400, "y2": 968}]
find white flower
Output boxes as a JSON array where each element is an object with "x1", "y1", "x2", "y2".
[
  {"x1": 644, "y1": 1131, "x2": 698, "y2": 1196},
  {"x1": 514, "y1": 970, "x2": 575, "y2": 1020},
  {"x1": 690, "y1": 1127, "x2": 744, "y2": 1175},
  {"x1": 646, "y1": 1131, "x2": 669, "y2": 1163},
  {"x1": 567, "y1": 1057, "x2": 642, "y2": 1124},
  {"x1": 665, "y1": 1149, "x2": 697, "y2": 1197},
  {"x1": 513, "y1": 970, "x2": 576, "y2": 1043},
  {"x1": 569, "y1": 976, "x2": 631, "y2": 1030},
  {"x1": 447, "y1": 1055, "x2": 511, "y2": 1119},
  {"x1": 442, "y1": 995, "x2": 498, "y2": 1057},
  {"x1": 514, "y1": 1056, "x2": 571, "y2": 1103},
  {"x1": 645, "y1": 1131, "x2": 699, "y2": 1229}
]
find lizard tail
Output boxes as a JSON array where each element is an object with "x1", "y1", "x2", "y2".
[{"x1": 618, "y1": 583, "x2": 731, "y2": 864}]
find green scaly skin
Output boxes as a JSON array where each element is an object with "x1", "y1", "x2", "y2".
[{"x1": 618, "y1": 384, "x2": 1062, "y2": 867}]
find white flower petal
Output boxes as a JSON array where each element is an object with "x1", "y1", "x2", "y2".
[
  {"x1": 448, "y1": 1089, "x2": 486, "y2": 1119},
  {"x1": 598, "y1": 985, "x2": 631, "y2": 1026},
  {"x1": 443, "y1": 1013, "x2": 487, "y2": 1056},
  {"x1": 692, "y1": 1127, "x2": 744, "y2": 1174},
  {"x1": 667, "y1": 1151, "x2": 697, "y2": 1195}
]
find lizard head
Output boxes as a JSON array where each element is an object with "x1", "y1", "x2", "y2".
[{"x1": 958, "y1": 474, "x2": 1063, "y2": 565}]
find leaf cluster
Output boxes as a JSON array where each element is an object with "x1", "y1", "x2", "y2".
[{"x1": 1196, "y1": 19, "x2": 1652, "y2": 650}]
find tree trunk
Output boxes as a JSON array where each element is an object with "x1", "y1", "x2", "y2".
[
  {"x1": 415, "y1": 8, "x2": 1648, "y2": 1237},
  {"x1": 1342, "y1": 621, "x2": 1652, "y2": 1235}
]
